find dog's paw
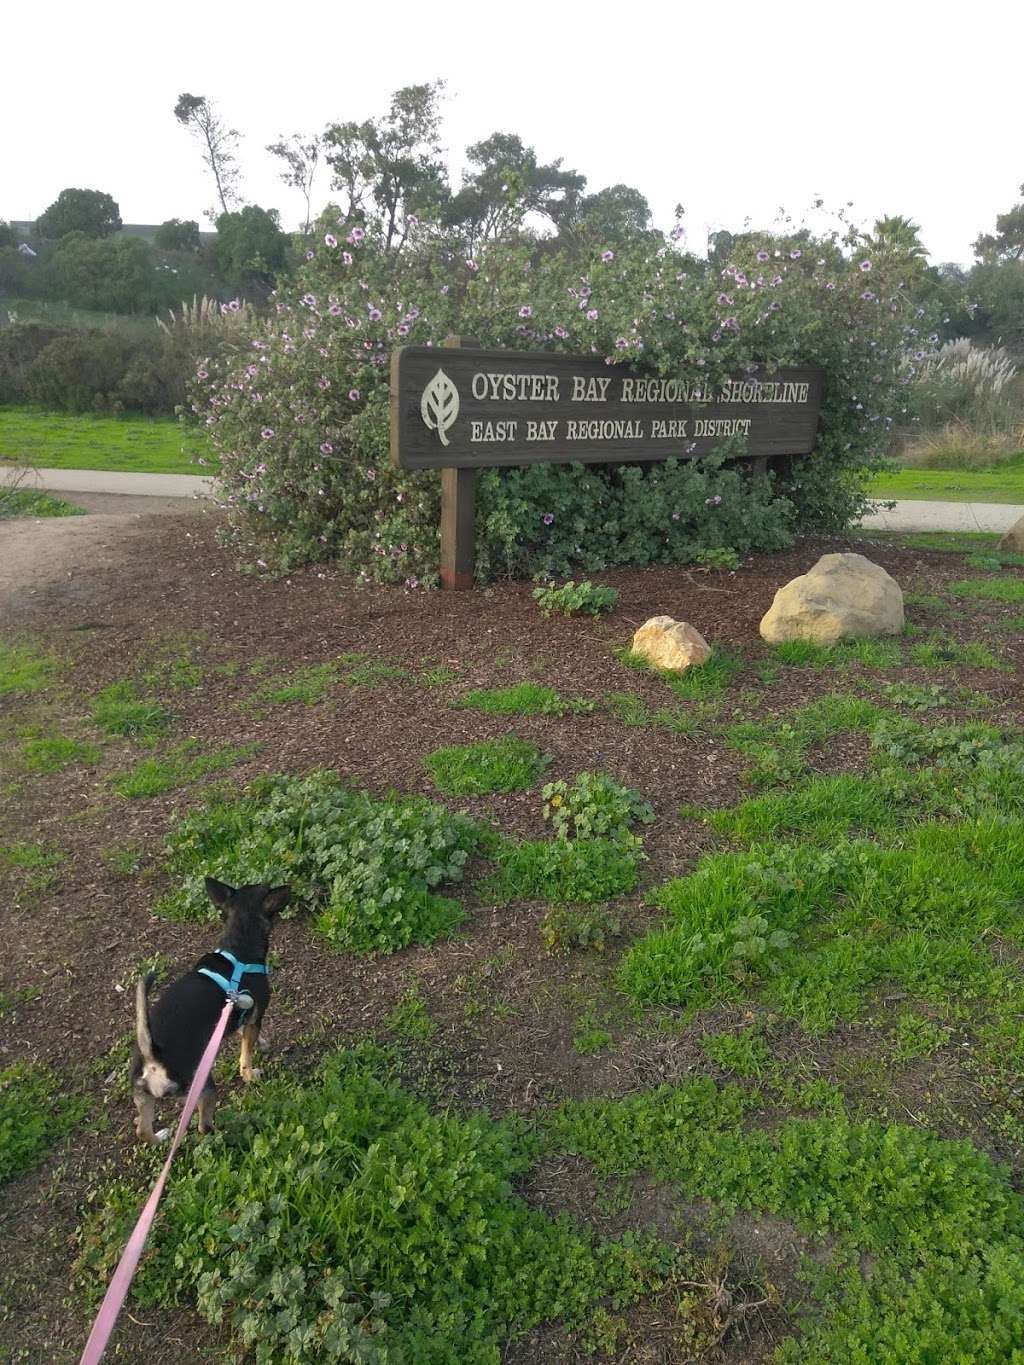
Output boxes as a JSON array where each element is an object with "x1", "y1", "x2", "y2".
[
  {"x1": 155, "y1": 1127, "x2": 171, "y2": 1144},
  {"x1": 240, "y1": 1066, "x2": 262, "y2": 1084}
]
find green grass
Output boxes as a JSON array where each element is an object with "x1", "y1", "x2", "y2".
[
  {"x1": 0, "y1": 1063, "x2": 88, "y2": 1185},
  {"x1": 771, "y1": 637, "x2": 902, "y2": 669},
  {"x1": 110, "y1": 741, "x2": 259, "y2": 799},
  {"x1": 617, "y1": 646, "x2": 742, "y2": 699},
  {"x1": 909, "y1": 634, "x2": 1003, "y2": 668},
  {"x1": 90, "y1": 681, "x2": 170, "y2": 737},
  {"x1": 484, "y1": 837, "x2": 640, "y2": 905},
  {"x1": 0, "y1": 488, "x2": 85, "y2": 518},
  {"x1": 340, "y1": 652, "x2": 413, "y2": 688},
  {"x1": 423, "y1": 737, "x2": 548, "y2": 795},
  {"x1": 0, "y1": 641, "x2": 59, "y2": 696},
  {"x1": 0, "y1": 408, "x2": 211, "y2": 475},
  {"x1": 455, "y1": 682, "x2": 592, "y2": 716},
  {"x1": 545, "y1": 1078, "x2": 1024, "y2": 1364},
  {"x1": 20, "y1": 735, "x2": 102, "y2": 774},
  {"x1": 949, "y1": 576, "x2": 1024, "y2": 604},
  {"x1": 252, "y1": 661, "x2": 339, "y2": 705},
  {"x1": 868, "y1": 459, "x2": 1024, "y2": 504}
]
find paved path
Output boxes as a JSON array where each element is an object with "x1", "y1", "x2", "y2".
[
  {"x1": 1, "y1": 465, "x2": 213, "y2": 499},
  {"x1": 857, "y1": 499, "x2": 1020, "y2": 534},
  {"x1": 2, "y1": 465, "x2": 1020, "y2": 533}
]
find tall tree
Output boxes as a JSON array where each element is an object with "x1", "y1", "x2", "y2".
[
  {"x1": 974, "y1": 183, "x2": 1024, "y2": 262},
  {"x1": 445, "y1": 132, "x2": 585, "y2": 250},
  {"x1": 324, "y1": 82, "x2": 450, "y2": 249},
  {"x1": 174, "y1": 93, "x2": 242, "y2": 220},
  {"x1": 215, "y1": 205, "x2": 287, "y2": 286},
  {"x1": 553, "y1": 183, "x2": 653, "y2": 248},
  {"x1": 35, "y1": 188, "x2": 121, "y2": 240},
  {"x1": 266, "y1": 133, "x2": 323, "y2": 234},
  {"x1": 864, "y1": 214, "x2": 928, "y2": 263}
]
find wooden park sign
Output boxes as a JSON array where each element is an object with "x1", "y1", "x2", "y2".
[{"x1": 391, "y1": 338, "x2": 823, "y2": 587}]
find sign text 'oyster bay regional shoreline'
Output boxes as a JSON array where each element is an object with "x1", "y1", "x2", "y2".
[{"x1": 391, "y1": 345, "x2": 823, "y2": 471}]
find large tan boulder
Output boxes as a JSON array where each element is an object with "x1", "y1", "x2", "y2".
[
  {"x1": 997, "y1": 512, "x2": 1024, "y2": 555},
  {"x1": 631, "y1": 616, "x2": 711, "y2": 671},
  {"x1": 759, "y1": 553, "x2": 904, "y2": 644}
]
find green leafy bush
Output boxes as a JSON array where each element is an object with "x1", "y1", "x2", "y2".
[
  {"x1": 196, "y1": 208, "x2": 929, "y2": 582},
  {"x1": 423, "y1": 737, "x2": 547, "y2": 795},
  {"x1": 542, "y1": 771, "x2": 654, "y2": 844},
  {"x1": 77, "y1": 1046, "x2": 669, "y2": 1364},
  {"x1": 160, "y1": 771, "x2": 480, "y2": 954},
  {"x1": 532, "y1": 580, "x2": 618, "y2": 617}
]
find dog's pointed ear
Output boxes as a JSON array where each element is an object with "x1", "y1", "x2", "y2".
[
  {"x1": 261, "y1": 885, "x2": 291, "y2": 918},
  {"x1": 205, "y1": 877, "x2": 235, "y2": 912}
]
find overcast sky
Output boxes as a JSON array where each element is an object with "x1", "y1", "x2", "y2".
[{"x1": 4, "y1": 0, "x2": 1021, "y2": 266}]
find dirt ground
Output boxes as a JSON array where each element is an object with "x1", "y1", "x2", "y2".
[{"x1": 1, "y1": 509, "x2": 1021, "y2": 1364}]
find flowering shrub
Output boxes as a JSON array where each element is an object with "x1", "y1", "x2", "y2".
[{"x1": 195, "y1": 213, "x2": 937, "y2": 582}]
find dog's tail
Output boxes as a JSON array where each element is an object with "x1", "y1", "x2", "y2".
[{"x1": 135, "y1": 971, "x2": 157, "y2": 1060}]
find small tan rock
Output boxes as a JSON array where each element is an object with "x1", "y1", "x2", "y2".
[
  {"x1": 631, "y1": 616, "x2": 711, "y2": 672},
  {"x1": 997, "y1": 512, "x2": 1024, "y2": 555},
  {"x1": 759, "y1": 553, "x2": 904, "y2": 644}
]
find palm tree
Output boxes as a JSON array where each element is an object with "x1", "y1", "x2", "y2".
[{"x1": 865, "y1": 215, "x2": 928, "y2": 263}]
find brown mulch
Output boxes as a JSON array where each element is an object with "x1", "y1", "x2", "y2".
[{"x1": 1, "y1": 509, "x2": 1022, "y2": 1363}]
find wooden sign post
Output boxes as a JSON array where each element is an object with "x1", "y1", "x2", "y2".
[{"x1": 391, "y1": 340, "x2": 823, "y2": 589}]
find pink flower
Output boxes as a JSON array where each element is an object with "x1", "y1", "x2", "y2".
[
  {"x1": 601, "y1": 249, "x2": 615, "y2": 262},
  {"x1": 717, "y1": 292, "x2": 733, "y2": 306},
  {"x1": 586, "y1": 308, "x2": 599, "y2": 320},
  {"x1": 329, "y1": 303, "x2": 342, "y2": 316},
  {"x1": 196, "y1": 367, "x2": 208, "y2": 380},
  {"x1": 406, "y1": 214, "x2": 419, "y2": 228},
  {"x1": 348, "y1": 388, "x2": 360, "y2": 401},
  {"x1": 615, "y1": 338, "x2": 628, "y2": 349},
  {"x1": 756, "y1": 250, "x2": 769, "y2": 262},
  {"x1": 722, "y1": 317, "x2": 740, "y2": 331},
  {"x1": 320, "y1": 442, "x2": 334, "y2": 455},
  {"x1": 397, "y1": 323, "x2": 410, "y2": 335},
  {"x1": 368, "y1": 306, "x2": 382, "y2": 322},
  {"x1": 342, "y1": 251, "x2": 353, "y2": 266},
  {"x1": 519, "y1": 305, "x2": 533, "y2": 318},
  {"x1": 861, "y1": 290, "x2": 876, "y2": 301},
  {"x1": 554, "y1": 326, "x2": 568, "y2": 338},
  {"x1": 465, "y1": 259, "x2": 479, "y2": 272},
  {"x1": 790, "y1": 249, "x2": 802, "y2": 259},
  {"x1": 542, "y1": 512, "x2": 554, "y2": 525},
  {"x1": 324, "y1": 233, "x2": 337, "y2": 248},
  {"x1": 318, "y1": 377, "x2": 330, "y2": 390},
  {"x1": 261, "y1": 428, "x2": 274, "y2": 439},
  {"x1": 306, "y1": 250, "x2": 315, "y2": 261},
  {"x1": 301, "y1": 293, "x2": 317, "y2": 308},
  {"x1": 859, "y1": 259, "x2": 872, "y2": 272},
  {"x1": 349, "y1": 227, "x2": 366, "y2": 242}
]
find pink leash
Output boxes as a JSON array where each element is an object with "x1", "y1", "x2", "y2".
[{"x1": 79, "y1": 999, "x2": 234, "y2": 1365}]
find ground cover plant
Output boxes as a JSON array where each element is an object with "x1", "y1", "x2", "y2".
[
  {"x1": 0, "y1": 488, "x2": 85, "y2": 519},
  {"x1": 532, "y1": 580, "x2": 619, "y2": 617},
  {"x1": 3, "y1": 521, "x2": 1024, "y2": 1364}
]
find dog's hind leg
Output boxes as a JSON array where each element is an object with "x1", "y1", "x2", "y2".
[
  {"x1": 134, "y1": 1089, "x2": 167, "y2": 1145},
  {"x1": 197, "y1": 1082, "x2": 218, "y2": 1135},
  {"x1": 239, "y1": 1018, "x2": 262, "y2": 1083}
]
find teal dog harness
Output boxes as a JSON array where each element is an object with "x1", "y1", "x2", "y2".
[{"x1": 197, "y1": 950, "x2": 268, "y2": 1015}]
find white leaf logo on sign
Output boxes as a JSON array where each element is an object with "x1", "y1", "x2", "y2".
[{"x1": 420, "y1": 368, "x2": 459, "y2": 447}]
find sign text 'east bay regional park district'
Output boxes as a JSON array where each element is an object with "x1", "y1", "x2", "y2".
[{"x1": 390, "y1": 342, "x2": 824, "y2": 586}]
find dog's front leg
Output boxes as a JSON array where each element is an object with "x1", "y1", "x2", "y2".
[{"x1": 239, "y1": 1019, "x2": 262, "y2": 1083}]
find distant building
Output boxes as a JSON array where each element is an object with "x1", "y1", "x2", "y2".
[{"x1": 9, "y1": 220, "x2": 216, "y2": 245}]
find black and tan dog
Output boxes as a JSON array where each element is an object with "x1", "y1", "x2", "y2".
[{"x1": 130, "y1": 877, "x2": 289, "y2": 1144}]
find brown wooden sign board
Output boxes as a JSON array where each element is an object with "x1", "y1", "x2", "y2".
[
  {"x1": 391, "y1": 344, "x2": 823, "y2": 471},
  {"x1": 389, "y1": 340, "x2": 823, "y2": 588}
]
